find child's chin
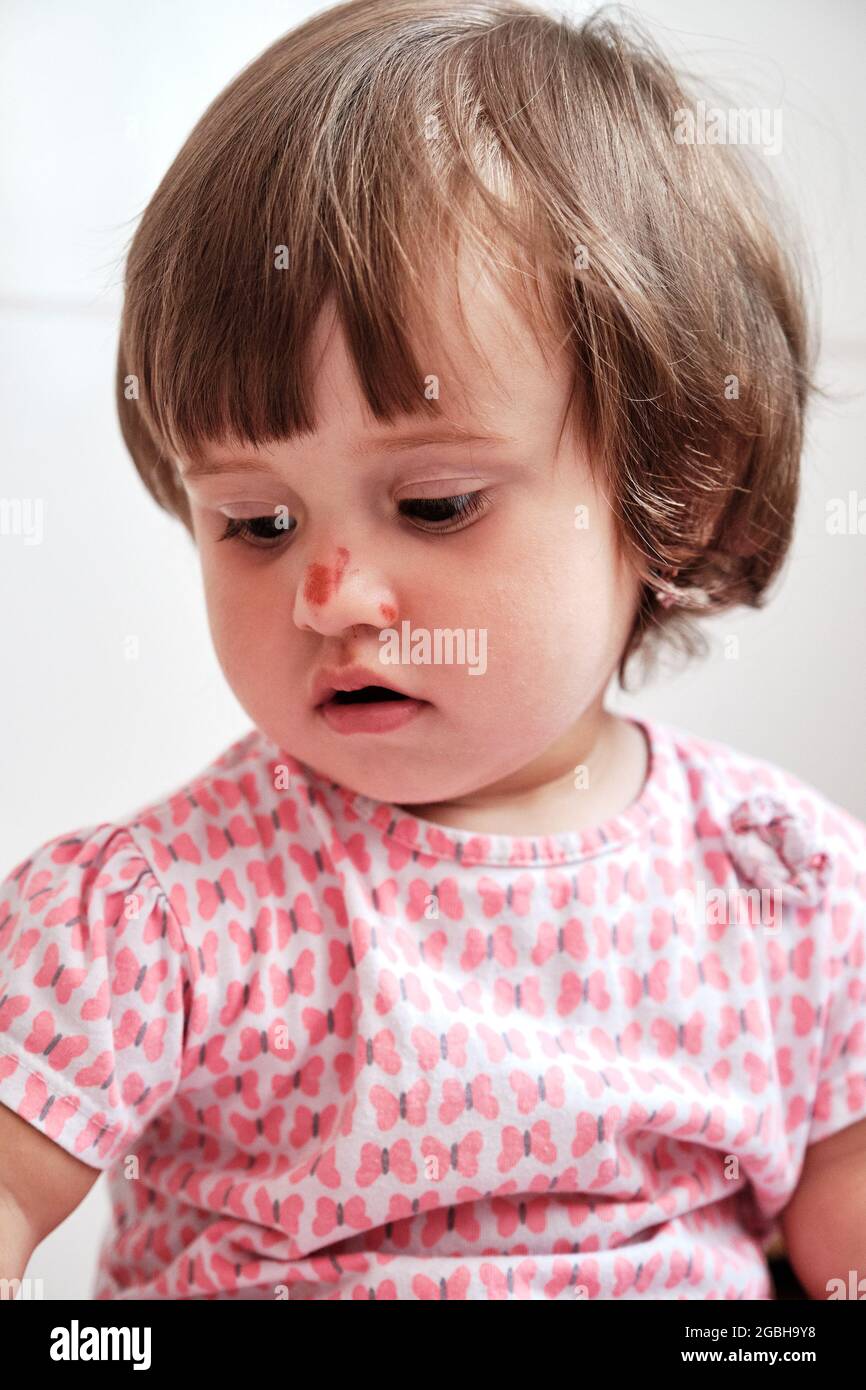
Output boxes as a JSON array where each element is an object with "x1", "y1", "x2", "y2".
[{"x1": 326, "y1": 757, "x2": 466, "y2": 811}]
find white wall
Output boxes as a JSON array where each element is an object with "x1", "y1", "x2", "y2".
[{"x1": 1, "y1": 0, "x2": 863, "y2": 1299}]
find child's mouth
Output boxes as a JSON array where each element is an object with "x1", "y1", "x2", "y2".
[
  {"x1": 329, "y1": 685, "x2": 409, "y2": 704},
  {"x1": 317, "y1": 685, "x2": 430, "y2": 734}
]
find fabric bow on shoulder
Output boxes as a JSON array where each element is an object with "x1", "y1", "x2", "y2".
[{"x1": 723, "y1": 794, "x2": 832, "y2": 908}]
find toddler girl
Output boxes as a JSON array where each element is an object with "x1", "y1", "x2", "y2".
[{"x1": 1, "y1": 0, "x2": 864, "y2": 1300}]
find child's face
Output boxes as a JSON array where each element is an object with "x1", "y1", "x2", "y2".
[{"x1": 179, "y1": 257, "x2": 641, "y2": 806}]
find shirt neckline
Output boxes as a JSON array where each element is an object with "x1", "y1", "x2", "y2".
[{"x1": 279, "y1": 714, "x2": 667, "y2": 868}]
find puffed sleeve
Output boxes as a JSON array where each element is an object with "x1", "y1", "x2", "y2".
[{"x1": 0, "y1": 823, "x2": 192, "y2": 1169}]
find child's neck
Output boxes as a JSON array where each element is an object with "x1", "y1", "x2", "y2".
[{"x1": 400, "y1": 706, "x2": 649, "y2": 838}]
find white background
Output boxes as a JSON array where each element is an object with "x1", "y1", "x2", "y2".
[{"x1": 1, "y1": 0, "x2": 864, "y2": 1298}]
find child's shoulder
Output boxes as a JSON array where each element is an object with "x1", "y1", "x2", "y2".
[
  {"x1": 0, "y1": 734, "x2": 299, "y2": 1170},
  {"x1": 126, "y1": 719, "x2": 332, "y2": 830},
  {"x1": 0, "y1": 727, "x2": 321, "y2": 916},
  {"x1": 119, "y1": 725, "x2": 296, "y2": 835},
  {"x1": 649, "y1": 715, "x2": 866, "y2": 911},
  {"x1": 0, "y1": 728, "x2": 336, "y2": 1172},
  {"x1": 657, "y1": 716, "x2": 865, "y2": 837}
]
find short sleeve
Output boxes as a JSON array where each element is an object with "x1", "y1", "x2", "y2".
[
  {"x1": 0, "y1": 823, "x2": 191, "y2": 1170},
  {"x1": 807, "y1": 834, "x2": 866, "y2": 1147}
]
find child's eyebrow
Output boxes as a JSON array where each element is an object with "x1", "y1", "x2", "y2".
[
  {"x1": 354, "y1": 426, "x2": 515, "y2": 455},
  {"x1": 180, "y1": 426, "x2": 515, "y2": 479}
]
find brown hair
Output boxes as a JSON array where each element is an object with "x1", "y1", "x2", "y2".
[{"x1": 115, "y1": 0, "x2": 818, "y2": 690}]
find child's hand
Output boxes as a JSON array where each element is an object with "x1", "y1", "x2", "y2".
[{"x1": 780, "y1": 1117, "x2": 866, "y2": 1299}]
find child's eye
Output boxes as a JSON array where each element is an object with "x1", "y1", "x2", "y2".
[
  {"x1": 217, "y1": 513, "x2": 296, "y2": 547},
  {"x1": 398, "y1": 490, "x2": 491, "y2": 532},
  {"x1": 218, "y1": 491, "x2": 492, "y2": 548}
]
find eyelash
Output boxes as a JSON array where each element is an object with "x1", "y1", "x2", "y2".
[{"x1": 217, "y1": 491, "x2": 492, "y2": 548}]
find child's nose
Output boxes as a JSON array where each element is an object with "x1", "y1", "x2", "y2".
[{"x1": 293, "y1": 545, "x2": 399, "y2": 637}]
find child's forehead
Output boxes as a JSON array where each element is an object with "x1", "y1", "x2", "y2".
[
  {"x1": 311, "y1": 272, "x2": 569, "y2": 424},
  {"x1": 182, "y1": 380, "x2": 568, "y2": 480}
]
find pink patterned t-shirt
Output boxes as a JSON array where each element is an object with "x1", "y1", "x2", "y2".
[{"x1": 1, "y1": 716, "x2": 864, "y2": 1301}]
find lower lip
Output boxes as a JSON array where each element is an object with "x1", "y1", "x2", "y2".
[{"x1": 317, "y1": 697, "x2": 430, "y2": 735}]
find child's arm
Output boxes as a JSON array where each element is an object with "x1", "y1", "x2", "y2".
[
  {"x1": 779, "y1": 1116, "x2": 866, "y2": 1299},
  {"x1": 0, "y1": 825, "x2": 193, "y2": 1292},
  {"x1": 0, "y1": 1101, "x2": 98, "y2": 1289}
]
